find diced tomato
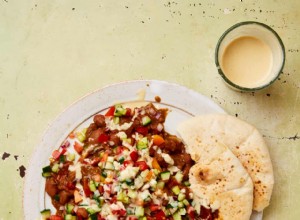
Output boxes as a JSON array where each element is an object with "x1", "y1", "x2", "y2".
[
  {"x1": 110, "y1": 196, "x2": 117, "y2": 204},
  {"x1": 98, "y1": 185, "x2": 104, "y2": 193},
  {"x1": 154, "y1": 210, "x2": 166, "y2": 219},
  {"x1": 135, "y1": 161, "x2": 149, "y2": 171},
  {"x1": 123, "y1": 160, "x2": 132, "y2": 167},
  {"x1": 77, "y1": 217, "x2": 83, "y2": 220},
  {"x1": 135, "y1": 126, "x2": 148, "y2": 136},
  {"x1": 52, "y1": 150, "x2": 61, "y2": 160},
  {"x1": 66, "y1": 182, "x2": 76, "y2": 190},
  {"x1": 149, "y1": 204, "x2": 161, "y2": 212},
  {"x1": 97, "y1": 215, "x2": 105, "y2": 220},
  {"x1": 127, "y1": 216, "x2": 138, "y2": 220},
  {"x1": 152, "y1": 135, "x2": 165, "y2": 146},
  {"x1": 187, "y1": 206, "x2": 196, "y2": 220},
  {"x1": 74, "y1": 141, "x2": 83, "y2": 154},
  {"x1": 98, "y1": 133, "x2": 109, "y2": 143},
  {"x1": 105, "y1": 106, "x2": 115, "y2": 117},
  {"x1": 83, "y1": 178, "x2": 92, "y2": 197},
  {"x1": 125, "y1": 108, "x2": 132, "y2": 116},
  {"x1": 112, "y1": 209, "x2": 127, "y2": 216},
  {"x1": 51, "y1": 148, "x2": 66, "y2": 160},
  {"x1": 130, "y1": 151, "x2": 139, "y2": 162},
  {"x1": 49, "y1": 215, "x2": 63, "y2": 220}
]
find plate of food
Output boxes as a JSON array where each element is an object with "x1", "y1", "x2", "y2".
[{"x1": 23, "y1": 80, "x2": 273, "y2": 220}]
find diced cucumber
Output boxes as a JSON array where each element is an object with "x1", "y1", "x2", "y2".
[
  {"x1": 40, "y1": 209, "x2": 51, "y2": 220},
  {"x1": 64, "y1": 214, "x2": 76, "y2": 220},
  {"x1": 113, "y1": 116, "x2": 120, "y2": 124},
  {"x1": 77, "y1": 132, "x2": 86, "y2": 143},
  {"x1": 137, "y1": 137, "x2": 148, "y2": 150},
  {"x1": 42, "y1": 172, "x2": 51, "y2": 178},
  {"x1": 42, "y1": 166, "x2": 52, "y2": 177},
  {"x1": 66, "y1": 203, "x2": 74, "y2": 214},
  {"x1": 51, "y1": 163, "x2": 60, "y2": 173},
  {"x1": 118, "y1": 157, "x2": 125, "y2": 164},
  {"x1": 42, "y1": 166, "x2": 52, "y2": 173},
  {"x1": 135, "y1": 206, "x2": 144, "y2": 217},
  {"x1": 182, "y1": 199, "x2": 189, "y2": 206},
  {"x1": 104, "y1": 162, "x2": 114, "y2": 170},
  {"x1": 114, "y1": 104, "x2": 126, "y2": 116},
  {"x1": 59, "y1": 155, "x2": 66, "y2": 163},
  {"x1": 178, "y1": 208, "x2": 186, "y2": 215},
  {"x1": 178, "y1": 193, "x2": 186, "y2": 201},
  {"x1": 142, "y1": 116, "x2": 151, "y2": 125},
  {"x1": 172, "y1": 211, "x2": 182, "y2": 220},
  {"x1": 127, "y1": 190, "x2": 137, "y2": 199},
  {"x1": 67, "y1": 153, "x2": 75, "y2": 161},
  {"x1": 88, "y1": 213, "x2": 98, "y2": 220},
  {"x1": 117, "y1": 191, "x2": 125, "y2": 201},
  {"x1": 172, "y1": 186, "x2": 180, "y2": 195},
  {"x1": 160, "y1": 171, "x2": 171, "y2": 181},
  {"x1": 89, "y1": 180, "x2": 97, "y2": 192},
  {"x1": 175, "y1": 172, "x2": 183, "y2": 183},
  {"x1": 125, "y1": 179, "x2": 134, "y2": 186},
  {"x1": 156, "y1": 181, "x2": 165, "y2": 189},
  {"x1": 101, "y1": 171, "x2": 107, "y2": 177},
  {"x1": 178, "y1": 202, "x2": 184, "y2": 208},
  {"x1": 183, "y1": 180, "x2": 191, "y2": 186},
  {"x1": 107, "y1": 156, "x2": 114, "y2": 163}
]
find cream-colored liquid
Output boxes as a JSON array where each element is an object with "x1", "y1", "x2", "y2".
[{"x1": 221, "y1": 36, "x2": 273, "y2": 88}]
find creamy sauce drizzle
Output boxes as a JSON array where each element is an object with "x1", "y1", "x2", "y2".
[{"x1": 221, "y1": 36, "x2": 273, "y2": 88}]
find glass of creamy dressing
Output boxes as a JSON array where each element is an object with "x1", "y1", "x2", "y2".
[{"x1": 215, "y1": 21, "x2": 285, "y2": 91}]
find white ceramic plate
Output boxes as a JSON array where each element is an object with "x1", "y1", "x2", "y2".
[{"x1": 23, "y1": 80, "x2": 262, "y2": 220}]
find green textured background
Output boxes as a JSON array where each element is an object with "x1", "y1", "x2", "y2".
[{"x1": 0, "y1": 0, "x2": 299, "y2": 219}]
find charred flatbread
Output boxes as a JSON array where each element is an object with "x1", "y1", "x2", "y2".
[{"x1": 177, "y1": 114, "x2": 274, "y2": 212}]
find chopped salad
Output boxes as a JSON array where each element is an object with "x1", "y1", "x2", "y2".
[{"x1": 41, "y1": 103, "x2": 218, "y2": 220}]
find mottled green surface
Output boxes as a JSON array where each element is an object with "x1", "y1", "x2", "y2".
[{"x1": 0, "y1": 0, "x2": 299, "y2": 219}]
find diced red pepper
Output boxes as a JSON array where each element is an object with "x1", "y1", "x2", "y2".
[
  {"x1": 149, "y1": 204, "x2": 161, "y2": 212},
  {"x1": 135, "y1": 161, "x2": 149, "y2": 171},
  {"x1": 74, "y1": 141, "x2": 83, "y2": 154},
  {"x1": 105, "y1": 106, "x2": 115, "y2": 117},
  {"x1": 125, "y1": 108, "x2": 132, "y2": 116},
  {"x1": 123, "y1": 160, "x2": 132, "y2": 168},
  {"x1": 154, "y1": 210, "x2": 166, "y2": 219},
  {"x1": 130, "y1": 151, "x2": 139, "y2": 162},
  {"x1": 49, "y1": 215, "x2": 64, "y2": 220},
  {"x1": 135, "y1": 126, "x2": 148, "y2": 136},
  {"x1": 98, "y1": 133, "x2": 109, "y2": 143},
  {"x1": 83, "y1": 178, "x2": 92, "y2": 197}
]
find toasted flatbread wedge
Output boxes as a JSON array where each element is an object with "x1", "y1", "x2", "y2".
[
  {"x1": 179, "y1": 135, "x2": 254, "y2": 220},
  {"x1": 178, "y1": 114, "x2": 274, "y2": 212}
]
